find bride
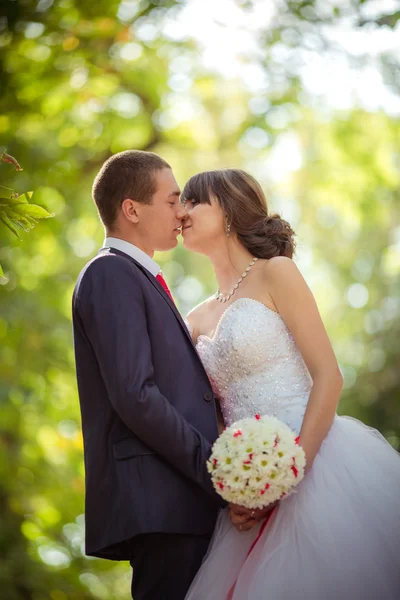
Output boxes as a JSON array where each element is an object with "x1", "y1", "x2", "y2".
[{"x1": 180, "y1": 168, "x2": 400, "y2": 600}]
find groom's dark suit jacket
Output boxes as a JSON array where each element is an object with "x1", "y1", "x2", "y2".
[{"x1": 72, "y1": 247, "x2": 222, "y2": 560}]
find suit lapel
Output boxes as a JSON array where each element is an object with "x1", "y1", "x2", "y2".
[{"x1": 100, "y1": 247, "x2": 197, "y2": 350}]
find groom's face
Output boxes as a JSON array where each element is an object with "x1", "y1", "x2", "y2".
[{"x1": 137, "y1": 168, "x2": 187, "y2": 251}]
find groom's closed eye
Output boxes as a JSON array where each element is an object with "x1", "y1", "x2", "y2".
[{"x1": 168, "y1": 191, "x2": 181, "y2": 204}]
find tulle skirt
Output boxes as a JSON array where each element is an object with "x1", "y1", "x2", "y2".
[{"x1": 185, "y1": 415, "x2": 400, "y2": 600}]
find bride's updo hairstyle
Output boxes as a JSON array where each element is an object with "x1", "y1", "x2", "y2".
[{"x1": 181, "y1": 169, "x2": 296, "y2": 259}]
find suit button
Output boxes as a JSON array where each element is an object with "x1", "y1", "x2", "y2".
[{"x1": 204, "y1": 391, "x2": 213, "y2": 402}]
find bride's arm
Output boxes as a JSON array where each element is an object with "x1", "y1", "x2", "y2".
[{"x1": 265, "y1": 256, "x2": 343, "y2": 473}]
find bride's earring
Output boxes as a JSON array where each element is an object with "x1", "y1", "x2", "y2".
[{"x1": 225, "y1": 221, "x2": 231, "y2": 237}]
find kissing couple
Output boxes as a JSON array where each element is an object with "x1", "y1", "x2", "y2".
[{"x1": 73, "y1": 150, "x2": 400, "y2": 600}]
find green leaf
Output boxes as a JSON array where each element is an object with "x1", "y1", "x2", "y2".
[
  {"x1": 0, "y1": 263, "x2": 4, "y2": 279},
  {"x1": 6, "y1": 197, "x2": 26, "y2": 206},
  {"x1": 2, "y1": 206, "x2": 37, "y2": 231},
  {"x1": 0, "y1": 210, "x2": 21, "y2": 238},
  {"x1": 21, "y1": 214, "x2": 38, "y2": 227},
  {"x1": 0, "y1": 195, "x2": 30, "y2": 208},
  {"x1": 12, "y1": 203, "x2": 54, "y2": 219},
  {"x1": 12, "y1": 219, "x2": 31, "y2": 232},
  {"x1": 15, "y1": 216, "x2": 34, "y2": 232},
  {"x1": 5, "y1": 207, "x2": 25, "y2": 219},
  {"x1": 18, "y1": 191, "x2": 33, "y2": 203},
  {"x1": 0, "y1": 192, "x2": 32, "y2": 208}
]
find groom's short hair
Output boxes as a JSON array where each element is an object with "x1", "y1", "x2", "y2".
[{"x1": 92, "y1": 150, "x2": 171, "y2": 228}]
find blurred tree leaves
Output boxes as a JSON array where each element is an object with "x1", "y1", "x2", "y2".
[
  {"x1": 292, "y1": 109, "x2": 400, "y2": 444},
  {"x1": 0, "y1": 0, "x2": 399, "y2": 598},
  {"x1": 1, "y1": 3, "x2": 191, "y2": 598}
]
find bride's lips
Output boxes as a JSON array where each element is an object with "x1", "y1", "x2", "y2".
[{"x1": 181, "y1": 225, "x2": 192, "y2": 235}]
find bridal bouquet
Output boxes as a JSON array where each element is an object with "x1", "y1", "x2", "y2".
[{"x1": 207, "y1": 414, "x2": 306, "y2": 508}]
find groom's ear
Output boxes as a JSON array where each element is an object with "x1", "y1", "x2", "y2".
[{"x1": 121, "y1": 198, "x2": 140, "y2": 224}]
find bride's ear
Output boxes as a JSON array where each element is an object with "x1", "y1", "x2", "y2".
[{"x1": 121, "y1": 198, "x2": 140, "y2": 224}]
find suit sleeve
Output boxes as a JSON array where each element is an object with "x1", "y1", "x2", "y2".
[{"x1": 76, "y1": 255, "x2": 219, "y2": 500}]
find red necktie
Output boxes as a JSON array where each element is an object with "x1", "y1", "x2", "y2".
[{"x1": 156, "y1": 273, "x2": 174, "y2": 303}]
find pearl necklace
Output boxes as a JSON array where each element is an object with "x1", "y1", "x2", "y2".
[{"x1": 216, "y1": 257, "x2": 259, "y2": 303}]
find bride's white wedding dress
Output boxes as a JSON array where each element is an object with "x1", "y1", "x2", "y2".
[{"x1": 185, "y1": 298, "x2": 400, "y2": 600}]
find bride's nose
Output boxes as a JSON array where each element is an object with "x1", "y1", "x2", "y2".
[{"x1": 177, "y1": 204, "x2": 189, "y2": 220}]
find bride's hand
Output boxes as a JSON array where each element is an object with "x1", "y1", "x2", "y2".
[
  {"x1": 228, "y1": 505, "x2": 258, "y2": 532},
  {"x1": 229, "y1": 501, "x2": 279, "y2": 532}
]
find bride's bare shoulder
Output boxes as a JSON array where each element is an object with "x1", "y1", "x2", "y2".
[{"x1": 261, "y1": 256, "x2": 302, "y2": 285}]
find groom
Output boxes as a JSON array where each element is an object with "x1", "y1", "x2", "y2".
[{"x1": 72, "y1": 150, "x2": 225, "y2": 599}]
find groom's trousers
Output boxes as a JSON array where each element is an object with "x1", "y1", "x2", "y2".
[{"x1": 129, "y1": 532, "x2": 211, "y2": 600}]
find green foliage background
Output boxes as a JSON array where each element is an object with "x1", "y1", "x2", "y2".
[{"x1": 0, "y1": 1, "x2": 399, "y2": 598}]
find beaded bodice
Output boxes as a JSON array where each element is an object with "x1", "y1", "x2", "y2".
[{"x1": 195, "y1": 298, "x2": 312, "y2": 435}]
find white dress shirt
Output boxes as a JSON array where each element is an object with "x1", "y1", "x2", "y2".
[{"x1": 103, "y1": 237, "x2": 160, "y2": 277}]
